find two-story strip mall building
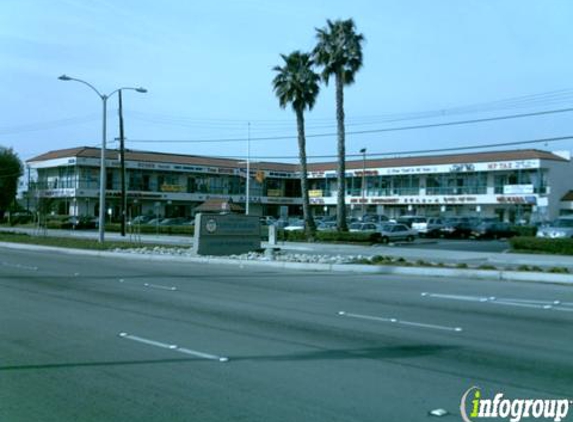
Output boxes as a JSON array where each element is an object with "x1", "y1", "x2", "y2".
[{"x1": 27, "y1": 146, "x2": 573, "y2": 223}]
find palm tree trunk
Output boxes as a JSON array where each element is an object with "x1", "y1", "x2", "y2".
[
  {"x1": 335, "y1": 72, "x2": 347, "y2": 231},
  {"x1": 296, "y1": 108, "x2": 316, "y2": 239}
]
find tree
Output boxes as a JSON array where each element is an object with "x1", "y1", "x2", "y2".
[
  {"x1": 313, "y1": 18, "x2": 364, "y2": 231},
  {"x1": 0, "y1": 147, "x2": 23, "y2": 220},
  {"x1": 273, "y1": 51, "x2": 320, "y2": 239}
]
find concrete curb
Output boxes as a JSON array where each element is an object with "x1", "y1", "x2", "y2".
[{"x1": 1, "y1": 241, "x2": 572, "y2": 285}]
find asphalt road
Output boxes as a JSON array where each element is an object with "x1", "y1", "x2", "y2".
[{"x1": 1, "y1": 247, "x2": 572, "y2": 421}]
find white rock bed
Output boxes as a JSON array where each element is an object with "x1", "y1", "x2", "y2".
[{"x1": 111, "y1": 246, "x2": 363, "y2": 264}]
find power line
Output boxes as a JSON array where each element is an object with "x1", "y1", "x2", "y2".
[
  {"x1": 125, "y1": 88, "x2": 573, "y2": 128},
  {"x1": 127, "y1": 107, "x2": 573, "y2": 144},
  {"x1": 0, "y1": 114, "x2": 100, "y2": 136},
  {"x1": 132, "y1": 135, "x2": 573, "y2": 161}
]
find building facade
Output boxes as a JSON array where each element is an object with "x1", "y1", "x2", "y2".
[
  {"x1": 27, "y1": 147, "x2": 302, "y2": 220},
  {"x1": 27, "y1": 147, "x2": 573, "y2": 223},
  {"x1": 306, "y1": 149, "x2": 573, "y2": 223}
]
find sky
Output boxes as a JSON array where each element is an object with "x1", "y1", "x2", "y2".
[{"x1": 1, "y1": 0, "x2": 573, "y2": 165}]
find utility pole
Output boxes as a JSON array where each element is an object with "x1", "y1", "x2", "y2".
[
  {"x1": 119, "y1": 90, "x2": 127, "y2": 237},
  {"x1": 360, "y1": 148, "x2": 367, "y2": 217},
  {"x1": 26, "y1": 165, "x2": 31, "y2": 212}
]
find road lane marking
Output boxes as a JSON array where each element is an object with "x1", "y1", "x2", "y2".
[
  {"x1": 1, "y1": 262, "x2": 38, "y2": 271},
  {"x1": 118, "y1": 332, "x2": 228, "y2": 362},
  {"x1": 176, "y1": 347, "x2": 229, "y2": 362},
  {"x1": 144, "y1": 283, "x2": 177, "y2": 291},
  {"x1": 119, "y1": 333, "x2": 177, "y2": 350},
  {"x1": 338, "y1": 311, "x2": 462, "y2": 332},
  {"x1": 553, "y1": 307, "x2": 573, "y2": 313},
  {"x1": 490, "y1": 300, "x2": 551, "y2": 310},
  {"x1": 421, "y1": 292, "x2": 488, "y2": 302},
  {"x1": 422, "y1": 292, "x2": 573, "y2": 312}
]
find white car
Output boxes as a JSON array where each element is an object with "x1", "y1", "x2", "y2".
[
  {"x1": 284, "y1": 220, "x2": 305, "y2": 231},
  {"x1": 379, "y1": 223, "x2": 418, "y2": 244},
  {"x1": 349, "y1": 222, "x2": 379, "y2": 233},
  {"x1": 536, "y1": 217, "x2": 573, "y2": 238}
]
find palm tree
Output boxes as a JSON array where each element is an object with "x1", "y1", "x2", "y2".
[
  {"x1": 272, "y1": 51, "x2": 320, "y2": 239},
  {"x1": 313, "y1": 19, "x2": 364, "y2": 231}
]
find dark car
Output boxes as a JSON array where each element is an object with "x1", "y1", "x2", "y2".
[
  {"x1": 61, "y1": 216, "x2": 97, "y2": 230},
  {"x1": 472, "y1": 222, "x2": 517, "y2": 239},
  {"x1": 439, "y1": 218, "x2": 476, "y2": 238}
]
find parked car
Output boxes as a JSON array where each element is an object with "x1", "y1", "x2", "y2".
[
  {"x1": 419, "y1": 217, "x2": 445, "y2": 238},
  {"x1": 439, "y1": 218, "x2": 476, "y2": 238},
  {"x1": 159, "y1": 217, "x2": 187, "y2": 226},
  {"x1": 129, "y1": 215, "x2": 151, "y2": 225},
  {"x1": 317, "y1": 221, "x2": 337, "y2": 231},
  {"x1": 284, "y1": 220, "x2": 305, "y2": 231},
  {"x1": 378, "y1": 223, "x2": 417, "y2": 243},
  {"x1": 146, "y1": 218, "x2": 163, "y2": 226},
  {"x1": 61, "y1": 216, "x2": 97, "y2": 230},
  {"x1": 396, "y1": 216, "x2": 427, "y2": 229},
  {"x1": 536, "y1": 217, "x2": 573, "y2": 238},
  {"x1": 472, "y1": 222, "x2": 517, "y2": 239},
  {"x1": 361, "y1": 214, "x2": 390, "y2": 224},
  {"x1": 348, "y1": 222, "x2": 379, "y2": 233}
]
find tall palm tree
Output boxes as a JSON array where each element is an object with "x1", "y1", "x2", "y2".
[
  {"x1": 313, "y1": 19, "x2": 364, "y2": 231},
  {"x1": 272, "y1": 51, "x2": 320, "y2": 238}
]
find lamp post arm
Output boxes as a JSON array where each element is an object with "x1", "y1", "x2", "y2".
[
  {"x1": 66, "y1": 77, "x2": 105, "y2": 99},
  {"x1": 107, "y1": 87, "x2": 147, "y2": 98}
]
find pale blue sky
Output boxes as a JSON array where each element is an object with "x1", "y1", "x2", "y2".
[{"x1": 1, "y1": 0, "x2": 573, "y2": 163}]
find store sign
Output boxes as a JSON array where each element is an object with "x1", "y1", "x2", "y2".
[
  {"x1": 503, "y1": 184, "x2": 534, "y2": 195},
  {"x1": 160, "y1": 184, "x2": 185, "y2": 193},
  {"x1": 193, "y1": 213, "x2": 260, "y2": 256},
  {"x1": 309, "y1": 190, "x2": 323, "y2": 198},
  {"x1": 307, "y1": 160, "x2": 540, "y2": 178},
  {"x1": 496, "y1": 196, "x2": 537, "y2": 204}
]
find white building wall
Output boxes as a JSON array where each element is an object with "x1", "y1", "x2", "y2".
[{"x1": 544, "y1": 158, "x2": 573, "y2": 219}]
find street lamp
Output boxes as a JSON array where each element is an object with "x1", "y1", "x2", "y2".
[
  {"x1": 58, "y1": 75, "x2": 146, "y2": 243},
  {"x1": 360, "y1": 148, "x2": 367, "y2": 217}
]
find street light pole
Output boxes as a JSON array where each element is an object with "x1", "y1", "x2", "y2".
[
  {"x1": 246, "y1": 122, "x2": 251, "y2": 215},
  {"x1": 58, "y1": 75, "x2": 146, "y2": 243},
  {"x1": 99, "y1": 94, "x2": 108, "y2": 242},
  {"x1": 360, "y1": 148, "x2": 367, "y2": 217},
  {"x1": 118, "y1": 90, "x2": 127, "y2": 237}
]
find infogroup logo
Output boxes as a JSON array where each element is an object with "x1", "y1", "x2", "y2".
[{"x1": 460, "y1": 386, "x2": 571, "y2": 422}]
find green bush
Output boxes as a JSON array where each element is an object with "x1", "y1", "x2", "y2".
[
  {"x1": 119, "y1": 224, "x2": 194, "y2": 236},
  {"x1": 277, "y1": 230, "x2": 382, "y2": 244},
  {"x1": 510, "y1": 236, "x2": 573, "y2": 255},
  {"x1": 547, "y1": 267, "x2": 569, "y2": 274},
  {"x1": 316, "y1": 231, "x2": 381, "y2": 243},
  {"x1": 511, "y1": 225, "x2": 537, "y2": 237}
]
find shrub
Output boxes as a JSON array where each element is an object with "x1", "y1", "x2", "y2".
[
  {"x1": 456, "y1": 263, "x2": 468, "y2": 269},
  {"x1": 477, "y1": 264, "x2": 497, "y2": 270},
  {"x1": 510, "y1": 236, "x2": 573, "y2": 255},
  {"x1": 371, "y1": 255, "x2": 391, "y2": 264},
  {"x1": 511, "y1": 225, "x2": 537, "y2": 237},
  {"x1": 547, "y1": 267, "x2": 569, "y2": 274},
  {"x1": 316, "y1": 231, "x2": 381, "y2": 243},
  {"x1": 277, "y1": 230, "x2": 381, "y2": 243}
]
